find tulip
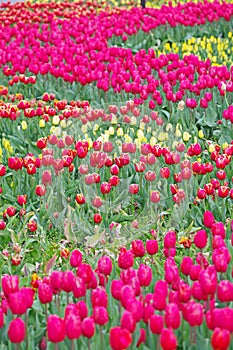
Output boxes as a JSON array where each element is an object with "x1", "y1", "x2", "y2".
[
  {"x1": 17, "y1": 194, "x2": 27, "y2": 206},
  {"x1": 70, "y1": 249, "x2": 82, "y2": 268},
  {"x1": 97, "y1": 255, "x2": 112, "y2": 275},
  {"x1": 76, "y1": 301, "x2": 88, "y2": 320},
  {"x1": 109, "y1": 327, "x2": 132, "y2": 350},
  {"x1": 138, "y1": 264, "x2": 152, "y2": 286},
  {"x1": 180, "y1": 256, "x2": 193, "y2": 275},
  {"x1": 146, "y1": 239, "x2": 158, "y2": 255},
  {"x1": 82, "y1": 317, "x2": 95, "y2": 338},
  {"x1": 38, "y1": 282, "x2": 53, "y2": 304},
  {"x1": 129, "y1": 184, "x2": 139, "y2": 194},
  {"x1": 160, "y1": 328, "x2": 177, "y2": 350},
  {"x1": 136, "y1": 328, "x2": 146, "y2": 348},
  {"x1": 93, "y1": 306, "x2": 108, "y2": 326},
  {"x1": 199, "y1": 265, "x2": 217, "y2": 296},
  {"x1": 203, "y1": 211, "x2": 215, "y2": 228},
  {"x1": 91, "y1": 287, "x2": 108, "y2": 308},
  {"x1": 211, "y1": 328, "x2": 230, "y2": 350},
  {"x1": 165, "y1": 303, "x2": 180, "y2": 329},
  {"x1": 194, "y1": 229, "x2": 208, "y2": 249},
  {"x1": 120, "y1": 311, "x2": 136, "y2": 333},
  {"x1": 131, "y1": 240, "x2": 145, "y2": 258},
  {"x1": 8, "y1": 318, "x2": 25, "y2": 344},
  {"x1": 47, "y1": 315, "x2": 66, "y2": 343},
  {"x1": 111, "y1": 279, "x2": 124, "y2": 300},
  {"x1": 2, "y1": 274, "x2": 19, "y2": 297},
  {"x1": 118, "y1": 249, "x2": 134, "y2": 269},
  {"x1": 65, "y1": 313, "x2": 81, "y2": 340},
  {"x1": 93, "y1": 213, "x2": 102, "y2": 224},
  {"x1": 75, "y1": 194, "x2": 86, "y2": 205}
]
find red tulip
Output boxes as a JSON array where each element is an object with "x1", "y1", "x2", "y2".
[
  {"x1": 2, "y1": 274, "x2": 19, "y2": 297},
  {"x1": 94, "y1": 213, "x2": 102, "y2": 224},
  {"x1": 91, "y1": 287, "x2": 108, "y2": 308},
  {"x1": 160, "y1": 328, "x2": 177, "y2": 350},
  {"x1": 118, "y1": 249, "x2": 134, "y2": 269},
  {"x1": 47, "y1": 315, "x2": 66, "y2": 343},
  {"x1": 76, "y1": 301, "x2": 88, "y2": 320},
  {"x1": 180, "y1": 256, "x2": 193, "y2": 275},
  {"x1": 120, "y1": 310, "x2": 136, "y2": 333},
  {"x1": 0, "y1": 308, "x2": 4, "y2": 328},
  {"x1": 199, "y1": 265, "x2": 217, "y2": 296},
  {"x1": 129, "y1": 184, "x2": 139, "y2": 194},
  {"x1": 131, "y1": 240, "x2": 145, "y2": 258},
  {"x1": 111, "y1": 279, "x2": 124, "y2": 300},
  {"x1": 165, "y1": 303, "x2": 180, "y2": 329},
  {"x1": 35, "y1": 185, "x2": 46, "y2": 196},
  {"x1": 194, "y1": 229, "x2": 208, "y2": 249},
  {"x1": 38, "y1": 282, "x2": 53, "y2": 304},
  {"x1": 150, "y1": 190, "x2": 160, "y2": 203},
  {"x1": 211, "y1": 328, "x2": 230, "y2": 350},
  {"x1": 146, "y1": 239, "x2": 158, "y2": 255},
  {"x1": 100, "y1": 182, "x2": 112, "y2": 194},
  {"x1": 17, "y1": 194, "x2": 27, "y2": 206},
  {"x1": 65, "y1": 313, "x2": 81, "y2": 340},
  {"x1": 203, "y1": 211, "x2": 215, "y2": 228},
  {"x1": 211, "y1": 222, "x2": 226, "y2": 238},
  {"x1": 138, "y1": 264, "x2": 152, "y2": 286},
  {"x1": 136, "y1": 328, "x2": 146, "y2": 348},
  {"x1": 97, "y1": 255, "x2": 112, "y2": 275},
  {"x1": 71, "y1": 275, "x2": 86, "y2": 297},
  {"x1": 109, "y1": 327, "x2": 132, "y2": 350},
  {"x1": 62, "y1": 270, "x2": 76, "y2": 293},
  {"x1": 149, "y1": 314, "x2": 163, "y2": 334},
  {"x1": 93, "y1": 306, "x2": 108, "y2": 326},
  {"x1": 50, "y1": 271, "x2": 63, "y2": 292},
  {"x1": 75, "y1": 194, "x2": 86, "y2": 205},
  {"x1": 8, "y1": 318, "x2": 25, "y2": 343},
  {"x1": 0, "y1": 220, "x2": 6, "y2": 230},
  {"x1": 70, "y1": 249, "x2": 82, "y2": 268},
  {"x1": 81, "y1": 317, "x2": 95, "y2": 338}
]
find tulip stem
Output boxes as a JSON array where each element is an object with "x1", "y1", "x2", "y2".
[
  {"x1": 54, "y1": 343, "x2": 59, "y2": 350},
  {"x1": 100, "y1": 326, "x2": 104, "y2": 350},
  {"x1": 15, "y1": 344, "x2": 20, "y2": 350},
  {"x1": 88, "y1": 338, "x2": 91, "y2": 350},
  {"x1": 45, "y1": 303, "x2": 48, "y2": 323},
  {"x1": 25, "y1": 310, "x2": 28, "y2": 349},
  {"x1": 71, "y1": 340, "x2": 75, "y2": 350},
  {"x1": 156, "y1": 335, "x2": 160, "y2": 350}
]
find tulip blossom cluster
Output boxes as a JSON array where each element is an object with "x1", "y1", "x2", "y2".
[
  {"x1": 0, "y1": 219, "x2": 233, "y2": 350},
  {"x1": 1, "y1": 0, "x2": 233, "y2": 119}
]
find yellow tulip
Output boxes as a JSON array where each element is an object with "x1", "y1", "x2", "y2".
[
  {"x1": 222, "y1": 142, "x2": 228, "y2": 150},
  {"x1": 183, "y1": 132, "x2": 191, "y2": 142},
  {"x1": 117, "y1": 128, "x2": 124, "y2": 137},
  {"x1": 130, "y1": 116, "x2": 137, "y2": 125},
  {"x1": 39, "y1": 119, "x2": 45, "y2": 128},
  {"x1": 21, "y1": 121, "x2": 28, "y2": 130},
  {"x1": 208, "y1": 144, "x2": 215, "y2": 153},
  {"x1": 109, "y1": 126, "x2": 114, "y2": 135},
  {"x1": 111, "y1": 115, "x2": 118, "y2": 124},
  {"x1": 81, "y1": 125, "x2": 88, "y2": 134},
  {"x1": 52, "y1": 115, "x2": 60, "y2": 126},
  {"x1": 198, "y1": 130, "x2": 204, "y2": 139}
]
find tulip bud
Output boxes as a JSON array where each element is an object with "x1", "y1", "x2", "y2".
[
  {"x1": 82, "y1": 317, "x2": 95, "y2": 338},
  {"x1": 70, "y1": 249, "x2": 82, "y2": 268},
  {"x1": 47, "y1": 315, "x2": 66, "y2": 343},
  {"x1": 8, "y1": 318, "x2": 25, "y2": 343},
  {"x1": 211, "y1": 327, "x2": 230, "y2": 350},
  {"x1": 160, "y1": 328, "x2": 177, "y2": 350},
  {"x1": 110, "y1": 327, "x2": 132, "y2": 350}
]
